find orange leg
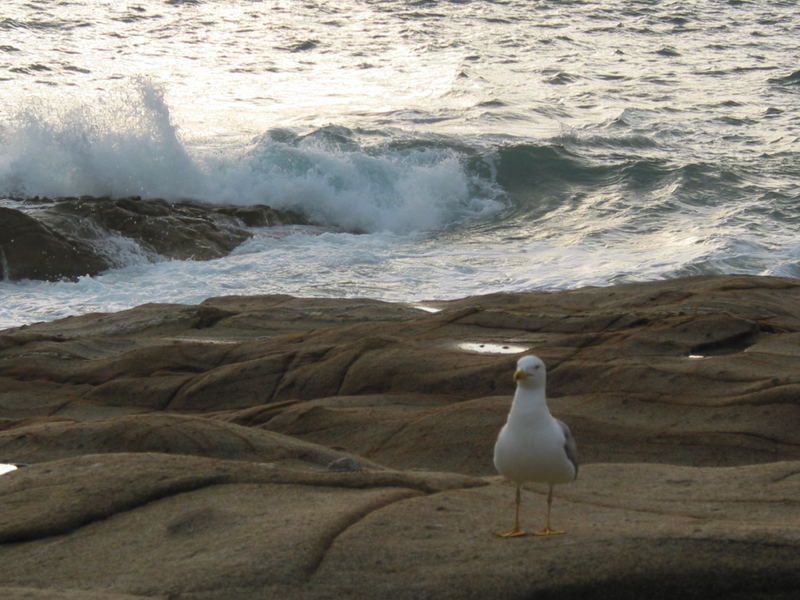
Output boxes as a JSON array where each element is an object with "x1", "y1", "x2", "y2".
[
  {"x1": 495, "y1": 483, "x2": 526, "y2": 537},
  {"x1": 533, "y1": 484, "x2": 566, "y2": 536}
]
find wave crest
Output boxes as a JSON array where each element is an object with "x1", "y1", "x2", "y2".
[
  {"x1": 209, "y1": 127, "x2": 503, "y2": 233},
  {"x1": 0, "y1": 83, "x2": 504, "y2": 234}
]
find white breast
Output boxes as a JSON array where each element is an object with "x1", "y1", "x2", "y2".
[{"x1": 493, "y1": 416, "x2": 576, "y2": 485}]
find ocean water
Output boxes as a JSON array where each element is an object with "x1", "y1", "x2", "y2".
[{"x1": 1, "y1": 0, "x2": 798, "y2": 329}]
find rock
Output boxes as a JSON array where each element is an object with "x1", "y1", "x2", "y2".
[
  {"x1": 0, "y1": 206, "x2": 112, "y2": 281},
  {"x1": 210, "y1": 204, "x2": 308, "y2": 228},
  {"x1": 0, "y1": 196, "x2": 310, "y2": 281},
  {"x1": 0, "y1": 452, "x2": 481, "y2": 543},
  {"x1": 43, "y1": 196, "x2": 248, "y2": 261},
  {"x1": 0, "y1": 588, "x2": 164, "y2": 600},
  {"x1": 325, "y1": 456, "x2": 361, "y2": 472},
  {"x1": 0, "y1": 413, "x2": 384, "y2": 469},
  {"x1": 0, "y1": 453, "x2": 796, "y2": 599},
  {"x1": 0, "y1": 274, "x2": 799, "y2": 598}
]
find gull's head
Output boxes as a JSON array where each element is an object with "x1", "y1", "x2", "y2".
[{"x1": 513, "y1": 354, "x2": 546, "y2": 389}]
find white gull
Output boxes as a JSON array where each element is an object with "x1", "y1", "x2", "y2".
[{"x1": 493, "y1": 354, "x2": 578, "y2": 536}]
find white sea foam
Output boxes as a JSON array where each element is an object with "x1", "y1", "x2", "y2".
[
  {"x1": 0, "y1": 81, "x2": 503, "y2": 234},
  {"x1": 207, "y1": 132, "x2": 501, "y2": 233},
  {"x1": 0, "y1": 223, "x2": 724, "y2": 331}
]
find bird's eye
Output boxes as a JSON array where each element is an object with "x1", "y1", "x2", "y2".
[{"x1": 534, "y1": 365, "x2": 541, "y2": 370}]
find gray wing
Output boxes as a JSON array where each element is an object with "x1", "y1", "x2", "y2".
[{"x1": 557, "y1": 419, "x2": 579, "y2": 478}]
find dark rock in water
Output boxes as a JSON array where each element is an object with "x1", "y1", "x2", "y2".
[
  {"x1": 210, "y1": 204, "x2": 307, "y2": 228},
  {"x1": 0, "y1": 206, "x2": 113, "y2": 281},
  {"x1": 45, "y1": 196, "x2": 251, "y2": 262},
  {"x1": 0, "y1": 275, "x2": 798, "y2": 599},
  {"x1": 0, "y1": 196, "x2": 309, "y2": 281}
]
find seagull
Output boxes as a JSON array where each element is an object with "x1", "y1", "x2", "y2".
[{"x1": 493, "y1": 354, "x2": 578, "y2": 537}]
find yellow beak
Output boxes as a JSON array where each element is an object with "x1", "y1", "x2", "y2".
[{"x1": 514, "y1": 369, "x2": 527, "y2": 381}]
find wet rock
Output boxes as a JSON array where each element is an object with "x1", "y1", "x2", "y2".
[
  {"x1": 0, "y1": 206, "x2": 112, "y2": 281},
  {"x1": 0, "y1": 196, "x2": 310, "y2": 281},
  {"x1": 44, "y1": 196, "x2": 248, "y2": 261}
]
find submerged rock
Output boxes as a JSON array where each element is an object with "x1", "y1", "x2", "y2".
[
  {"x1": 0, "y1": 275, "x2": 798, "y2": 599},
  {"x1": 0, "y1": 196, "x2": 309, "y2": 281}
]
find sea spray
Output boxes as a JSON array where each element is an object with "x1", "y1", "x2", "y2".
[
  {"x1": 0, "y1": 79, "x2": 204, "y2": 199},
  {"x1": 1, "y1": 82, "x2": 507, "y2": 234}
]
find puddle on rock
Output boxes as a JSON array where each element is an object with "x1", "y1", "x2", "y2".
[
  {"x1": 457, "y1": 342, "x2": 530, "y2": 355},
  {"x1": 410, "y1": 304, "x2": 442, "y2": 313},
  {"x1": 0, "y1": 463, "x2": 18, "y2": 476},
  {"x1": 167, "y1": 337, "x2": 240, "y2": 344}
]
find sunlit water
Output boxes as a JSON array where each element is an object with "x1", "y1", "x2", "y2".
[{"x1": 1, "y1": 0, "x2": 799, "y2": 329}]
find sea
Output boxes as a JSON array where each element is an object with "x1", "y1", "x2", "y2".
[{"x1": 1, "y1": 0, "x2": 798, "y2": 330}]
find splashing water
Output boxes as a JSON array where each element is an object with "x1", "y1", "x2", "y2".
[
  {"x1": 1, "y1": 80, "x2": 504, "y2": 234},
  {"x1": 1, "y1": 79, "x2": 202, "y2": 199}
]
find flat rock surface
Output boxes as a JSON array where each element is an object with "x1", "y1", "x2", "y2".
[{"x1": 1, "y1": 274, "x2": 798, "y2": 599}]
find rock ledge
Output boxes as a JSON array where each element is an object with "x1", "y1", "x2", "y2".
[{"x1": 0, "y1": 274, "x2": 798, "y2": 599}]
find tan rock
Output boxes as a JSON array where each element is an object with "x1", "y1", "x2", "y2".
[
  {"x1": 1, "y1": 274, "x2": 799, "y2": 598},
  {"x1": 0, "y1": 413, "x2": 383, "y2": 469},
  {"x1": 0, "y1": 588, "x2": 164, "y2": 600},
  {"x1": 0, "y1": 454, "x2": 796, "y2": 599}
]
